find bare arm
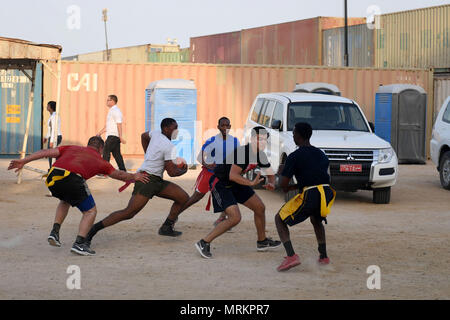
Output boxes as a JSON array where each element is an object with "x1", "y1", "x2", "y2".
[
  {"x1": 8, "y1": 148, "x2": 60, "y2": 172},
  {"x1": 279, "y1": 176, "x2": 298, "y2": 193},
  {"x1": 97, "y1": 126, "x2": 106, "y2": 136},
  {"x1": 164, "y1": 160, "x2": 187, "y2": 177},
  {"x1": 108, "y1": 170, "x2": 150, "y2": 183},
  {"x1": 117, "y1": 123, "x2": 126, "y2": 144},
  {"x1": 229, "y1": 164, "x2": 263, "y2": 186},
  {"x1": 141, "y1": 132, "x2": 150, "y2": 153}
]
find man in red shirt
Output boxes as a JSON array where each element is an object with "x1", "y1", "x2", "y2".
[{"x1": 8, "y1": 136, "x2": 149, "y2": 256}]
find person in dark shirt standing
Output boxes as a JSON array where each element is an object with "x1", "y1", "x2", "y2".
[
  {"x1": 275, "y1": 122, "x2": 336, "y2": 271},
  {"x1": 195, "y1": 126, "x2": 281, "y2": 259}
]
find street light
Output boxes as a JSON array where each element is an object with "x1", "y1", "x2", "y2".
[{"x1": 102, "y1": 8, "x2": 110, "y2": 61}]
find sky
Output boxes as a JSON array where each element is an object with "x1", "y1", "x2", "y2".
[{"x1": 0, "y1": 0, "x2": 449, "y2": 57}]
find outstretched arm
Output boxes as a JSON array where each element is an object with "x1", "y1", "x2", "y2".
[
  {"x1": 8, "y1": 148, "x2": 60, "y2": 172},
  {"x1": 108, "y1": 170, "x2": 150, "y2": 183}
]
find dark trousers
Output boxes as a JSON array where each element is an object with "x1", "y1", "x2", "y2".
[
  {"x1": 103, "y1": 135, "x2": 126, "y2": 171},
  {"x1": 48, "y1": 135, "x2": 62, "y2": 168}
]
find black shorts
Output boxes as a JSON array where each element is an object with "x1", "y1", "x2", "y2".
[
  {"x1": 209, "y1": 177, "x2": 255, "y2": 213},
  {"x1": 279, "y1": 187, "x2": 334, "y2": 227},
  {"x1": 46, "y1": 168, "x2": 94, "y2": 209}
]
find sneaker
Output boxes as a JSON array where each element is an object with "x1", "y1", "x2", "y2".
[
  {"x1": 318, "y1": 257, "x2": 330, "y2": 265},
  {"x1": 195, "y1": 240, "x2": 212, "y2": 259},
  {"x1": 158, "y1": 224, "x2": 182, "y2": 237},
  {"x1": 71, "y1": 242, "x2": 96, "y2": 256},
  {"x1": 277, "y1": 254, "x2": 301, "y2": 271},
  {"x1": 47, "y1": 231, "x2": 61, "y2": 247},
  {"x1": 257, "y1": 237, "x2": 282, "y2": 252}
]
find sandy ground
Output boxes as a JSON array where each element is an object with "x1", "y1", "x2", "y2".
[{"x1": 0, "y1": 157, "x2": 449, "y2": 300}]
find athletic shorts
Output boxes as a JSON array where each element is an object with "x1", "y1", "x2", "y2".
[
  {"x1": 194, "y1": 167, "x2": 214, "y2": 194},
  {"x1": 278, "y1": 186, "x2": 334, "y2": 227},
  {"x1": 209, "y1": 177, "x2": 255, "y2": 213},
  {"x1": 46, "y1": 167, "x2": 96, "y2": 212},
  {"x1": 132, "y1": 174, "x2": 170, "y2": 199}
]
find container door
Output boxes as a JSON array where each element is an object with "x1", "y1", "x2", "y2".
[
  {"x1": 0, "y1": 63, "x2": 42, "y2": 155},
  {"x1": 397, "y1": 90, "x2": 426, "y2": 163},
  {"x1": 374, "y1": 93, "x2": 392, "y2": 143}
]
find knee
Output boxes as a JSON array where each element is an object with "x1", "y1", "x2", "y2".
[
  {"x1": 274, "y1": 213, "x2": 282, "y2": 224},
  {"x1": 228, "y1": 214, "x2": 241, "y2": 226},
  {"x1": 254, "y1": 203, "x2": 265, "y2": 216}
]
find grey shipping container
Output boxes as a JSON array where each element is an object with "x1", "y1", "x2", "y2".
[{"x1": 323, "y1": 23, "x2": 374, "y2": 68}]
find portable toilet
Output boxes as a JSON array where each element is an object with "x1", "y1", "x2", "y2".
[
  {"x1": 293, "y1": 82, "x2": 341, "y2": 96},
  {"x1": 145, "y1": 79, "x2": 197, "y2": 166},
  {"x1": 374, "y1": 84, "x2": 427, "y2": 164}
]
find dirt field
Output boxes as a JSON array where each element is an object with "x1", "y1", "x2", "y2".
[{"x1": 0, "y1": 158, "x2": 449, "y2": 300}]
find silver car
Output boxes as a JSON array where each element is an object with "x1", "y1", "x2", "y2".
[{"x1": 430, "y1": 96, "x2": 450, "y2": 189}]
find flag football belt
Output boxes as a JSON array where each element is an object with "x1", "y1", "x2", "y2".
[
  {"x1": 279, "y1": 184, "x2": 336, "y2": 222},
  {"x1": 45, "y1": 167, "x2": 82, "y2": 187}
]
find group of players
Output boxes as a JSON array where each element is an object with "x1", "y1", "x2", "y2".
[{"x1": 8, "y1": 111, "x2": 335, "y2": 272}]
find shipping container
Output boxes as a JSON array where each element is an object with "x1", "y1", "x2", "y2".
[
  {"x1": 434, "y1": 75, "x2": 450, "y2": 121},
  {"x1": 0, "y1": 63, "x2": 42, "y2": 155},
  {"x1": 323, "y1": 23, "x2": 374, "y2": 67},
  {"x1": 190, "y1": 31, "x2": 241, "y2": 64},
  {"x1": 44, "y1": 62, "x2": 433, "y2": 158},
  {"x1": 148, "y1": 52, "x2": 183, "y2": 63},
  {"x1": 375, "y1": 4, "x2": 450, "y2": 69}
]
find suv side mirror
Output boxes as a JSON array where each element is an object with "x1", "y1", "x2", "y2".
[
  {"x1": 369, "y1": 121, "x2": 375, "y2": 132},
  {"x1": 271, "y1": 119, "x2": 282, "y2": 131}
]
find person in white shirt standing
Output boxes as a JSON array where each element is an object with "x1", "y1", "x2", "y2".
[
  {"x1": 85, "y1": 118, "x2": 190, "y2": 244},
  {"x1": 97, "y1": 95, "x2": 127, "y2": 171},
  {"x1": 43, "y1": 101, "x2": 62, "y2": 169}
]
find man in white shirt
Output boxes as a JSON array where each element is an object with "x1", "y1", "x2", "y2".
[
  {"x1": 43, "y1": 101, "x2": 62, "y2": 169},
  {"x1": 86, "y1": 118, "x2": 190, "y2": 243},
  {"x1": 97, "y1": 95, "x2": 126, "y2": 171}
]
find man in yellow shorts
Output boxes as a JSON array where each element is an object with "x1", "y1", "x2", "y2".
[{"x1": 275, "y1": 122, "x2": 336, "y2": 271}]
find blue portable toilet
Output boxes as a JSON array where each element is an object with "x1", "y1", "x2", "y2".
[
  {"x1": 374, "y1": 84, "x2": 427, "y2": 164},
  {"x1": 145, "y1": 79, "x2": 197, "y2": 166}
]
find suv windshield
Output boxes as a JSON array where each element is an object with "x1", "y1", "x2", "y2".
[{"x1": 287, "y1": 102, "x2": 369, "y2": 132}]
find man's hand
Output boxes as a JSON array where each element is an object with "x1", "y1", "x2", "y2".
[
  {"x1": 8, "y1": 159, "x2": 26, "y2": 172},
  {"x1": 133, "y1": 172, "x2": 150, "y2": 183},
  {"x1": 250, "y1": 172, "x2": 264, "y2": 186},
  {"x1": 49, "y1": 142, "x2": 54, "y2": 148},
  {"x1": 120, "y1": 137, "x2": 126, "y2": 144}
]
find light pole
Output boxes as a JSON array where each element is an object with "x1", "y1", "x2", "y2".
[
  {"x1": 344, "y1": 0, "x2": 349, "y2": 67},
  {"x1": 102, "y1": 8, "x2": 110, "y2": 61}
]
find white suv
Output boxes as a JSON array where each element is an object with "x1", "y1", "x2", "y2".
[
  {"x1": 243, "y1": 92, "x2": 398, "y2": 204},
  {"x1": 430, "y1": 96, "x2": 450, "y2": 189}
]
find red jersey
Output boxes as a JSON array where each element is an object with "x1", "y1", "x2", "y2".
[{"x1": 53, "y1": 146, "x2": 115, "y2": 180}]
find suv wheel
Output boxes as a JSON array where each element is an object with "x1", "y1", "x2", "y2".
[
  {"x1": 439, "y1": 151, "x2": 450, "y2": 190},
  {"x1": 373, "y1": 187, "x2": 391, "y2": 204}
]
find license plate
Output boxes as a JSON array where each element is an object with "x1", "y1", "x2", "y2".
[{"x1": 340, "y1": 164, "x2": 362, "y2": 172}]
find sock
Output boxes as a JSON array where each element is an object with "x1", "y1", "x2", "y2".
[
  {"x1": 52, "y1": 223, "x2": 61, "y2": 234},
  {"x1": 283, "y1": 241, "x2": 295, "y2": 257},
  {"x1": 75, "y1": 235, "x2": 86, "y2": 244},
  {"x1": 318, "y1": 243, "x2": 327, "y2": 259},
  {"x1": 163, "y1": 218, "x2": 175, "y2": 226},
  {"x1": 86, "y1": 221, "x2": 104, "y2": 240}
]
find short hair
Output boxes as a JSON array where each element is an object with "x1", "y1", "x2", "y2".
[
  {"x1": 47, "y1": 101, "x2": 56, "y2": 111},
  {"x1": 218, "y1": 117, "x2": 230, "y2": 125},
  {"x1": 161, "y1": 118, "x2": 177, "y2": 129},
  {"x1": 251, "y1": 126, "x2": 269, "y2": 138},
  {"x1": 108, "y1": 95, "x2": 118, "y2": 104},
  {"x1": 294, "y1": 122, "x2": 313, "y2": 140},
  {"x1": 87, "y1": 136, "x2": 105, "y2": 149}
]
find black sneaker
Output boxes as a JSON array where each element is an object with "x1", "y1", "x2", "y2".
[
  {"x1": 48, "y1": 231, "x2": 61, "y2": 247},
  {"x1": 257, "y1": 237, "x2": 282, "y2": 252},
  {"x1": 71, "y1": 242, "x2": 96, "y2": 256},
  {"x1": 195, "y1": 240, "x2": 212, "y2": 259},
  {"x1": 158, "y1": 224, "x2": 182, "y2": 237}
]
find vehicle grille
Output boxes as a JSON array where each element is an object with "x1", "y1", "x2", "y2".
[{"x1": 322, "y1": 149, "x2": 374, "y2": 178}]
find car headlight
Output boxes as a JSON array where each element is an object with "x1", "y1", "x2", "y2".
[{"x1": 377, "y1": 148, "x2": 394, "y2": 163}]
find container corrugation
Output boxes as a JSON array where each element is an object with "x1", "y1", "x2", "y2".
[
  {"x1": 375, "y1": 4, "x2": 450, "y2": 68},
  {"x1": 323, "y1": 24, "x2": 374, "y2": 67},
  {"x1": 148, "y1": 52, "x2": 182, "y2": 63},
  {"x1": 44, "y1": 62, "x2": 433, "y2": 157},
  {"x1": 190, "y1": 31, "x2": 241, "y2": 64},
  {"x1": 433, "y1": 76, "x2": 450, "y2": 120},
  {"x1": 0, "y1": 63, "x2": 42, "y2": 155}
]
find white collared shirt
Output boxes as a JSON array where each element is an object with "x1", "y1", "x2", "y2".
[
  {"x1": 106, "y1": 105, "x2": 123, "y2": 138},
  {"x1": 46, "y1": 112, "x2": 62, "y2": 143},
  {"x1": 138, "y1": 130, "x2": 177, "y2": 177}
]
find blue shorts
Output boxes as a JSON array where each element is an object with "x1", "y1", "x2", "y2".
[{"x1": 209, "y1": 177, "x2": 255, "y2": 213}]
